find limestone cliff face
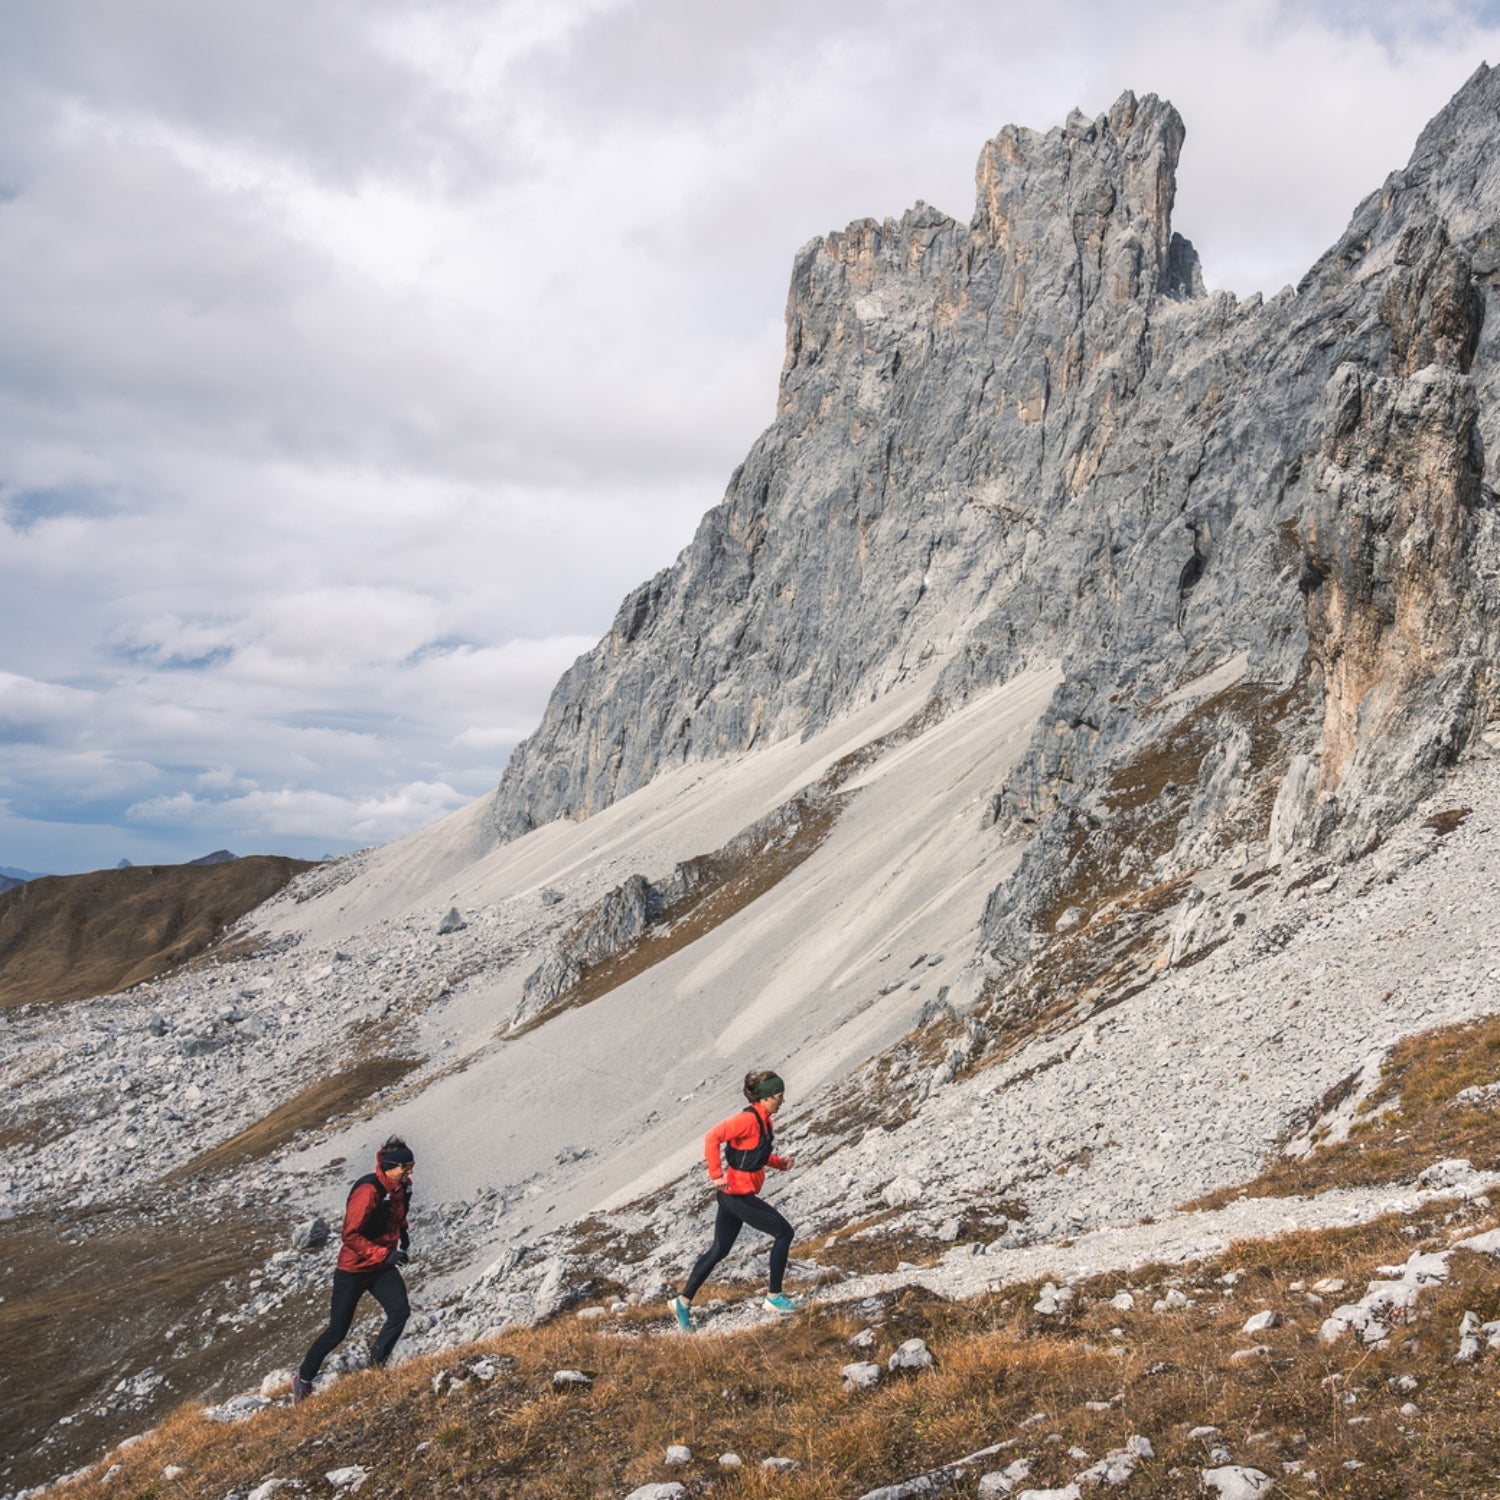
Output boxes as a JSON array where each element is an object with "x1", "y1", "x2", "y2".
[
  {"x1": 491, "y1": 91, "x2": 1218, "y2": 841},
  {"x1": 490, "y1": 68, "x2": 1500, "y2": 951}
]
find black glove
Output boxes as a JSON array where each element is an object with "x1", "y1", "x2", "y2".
[{"x1": 385, "y1": 1246, "x2": 410, "y2": 1268}]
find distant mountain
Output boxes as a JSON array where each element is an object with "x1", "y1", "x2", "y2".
[
  {"x1": 0, "y1": 865, "x2": 45, "y2": 882},
  {"x1": 116, "y1": 858, "x2": 132, "y2": 869},
  {"x1": 187, "y1": 850, "x2": 238, "y2": 866}
]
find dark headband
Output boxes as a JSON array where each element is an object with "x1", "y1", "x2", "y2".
[{"x1": 752, "y1": 1073, "x2": 785, "y2": 1100}]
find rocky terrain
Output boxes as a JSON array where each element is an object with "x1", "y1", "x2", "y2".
[{"x1": 7, "y1": 66, "x2": 1500, "y2": 1499}]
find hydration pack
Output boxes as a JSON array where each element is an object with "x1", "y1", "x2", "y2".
[
  {"x1": 723, "y1": 1107, "x2": 774, "y2": 1173},
  {"x1": 349, "y1": 1173, "x2": 404, "y2": 1237}
]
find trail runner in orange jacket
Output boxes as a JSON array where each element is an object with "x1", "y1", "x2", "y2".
[
  {"x1": 292, "y1": 1137, "x2": 414, "y2": 1401},
  {"x1": 668, "y1": 1070, "x2": 797, "y2": 1329}
]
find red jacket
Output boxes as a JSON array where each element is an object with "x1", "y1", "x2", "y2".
[
  {"x1": 703, "y1": 1102, "x2": 788, "y2": 1196},
  {"x1": 336, "y1": 1160, "x2": 412, "y2": 1273}
]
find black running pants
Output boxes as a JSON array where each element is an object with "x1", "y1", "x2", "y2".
[
  {"x1": 299, "y1": 1266, "x2": 410, "y2": 1380},
  {"x1": 682, "y1": 1191, "x2": 794, "y2": 1298}
]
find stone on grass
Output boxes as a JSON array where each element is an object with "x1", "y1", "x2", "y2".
[
  {"x1": 1416, "y1": 1158, "x2": 1473, "y2": 1187},
  {"x1": 1034, "y1": 1282, "x2": 1075, "y2": 1316},
  {"x1": 857, "y1": 1476, "x2": 943, "y2": 1499},
  {"x1": 246, "y1": 1482, "x2": 292, "y2": 1500},
  {"x1": 887, "y1": 1338, "x2": 935, "y2": 1371},
  {"x1": 1229, "y1": 1346, "x2": 1273, "y2": 1364},
  {"x1": 624, "y1": 1486, "x2": 687, "y2": 1500},
  {"x1": 842, "y1": 1361, "x2": 884, "y2": 1391},
  {"x1": 1109, "y1": 1291, "x2": 1134, "y2": 1312},
  {"x1": 1126, "y1": 1436, "x2": 1153, "y2": 1459},
  {"x1": 325, "y1": 1467, "x2": 370, "y2": 1491},
  {"x1": 205, "y1": 1393, "x2": 271, "y2": 1423},
  {"x1": 552, "y1": 1369, "x2": 592, "y2": 1387},
  {"x1": 1455, "y1": 1310, "x2": 1482, "y2": 1363},
  {"x1": 762, "y1": 1456, "x2": 800, "y2": 1471},
  {"x1": 1014, "y1": 1486, "x2": 1081, "y2": 1499},
  {"x1": 161, "y1": 1467, "x2": 184, "y2": 1481},
  {"x1": 1075, "y1": 1448, "x2": 1137, "y2": 1485},
  {"x1": 1201, "y1": 1467, "x2": 1274, "y2": 1498},
  {"x1": 664, "y1": 1445, "x2": 692, "y2": 1466},
  {"x1": 977, "y1": 1458, "x2": 1033, "y2": 1496},
  {"x1": 1241, "y1": 1310, "x2": 1281, "y2": 1334},
  {"x1": 1453, "y1": 1228, "x2": 1500, "y2": 1256},
  {"x1": 719, "y1": 1453, "x2": 742, "y2": 1467}
]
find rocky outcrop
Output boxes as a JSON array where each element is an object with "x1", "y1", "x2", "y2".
[{"x1": 489, "y1": 67, "x2": 1500, "y2": 972}]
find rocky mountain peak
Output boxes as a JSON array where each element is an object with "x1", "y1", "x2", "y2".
[{"x1": 972, "y1": 89, "x2": 1194, "y2": 302}]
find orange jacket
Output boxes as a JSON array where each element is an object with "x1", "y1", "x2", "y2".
[{"x1": 703, "y1": 1102, "x2": 788, "y2": 1195}]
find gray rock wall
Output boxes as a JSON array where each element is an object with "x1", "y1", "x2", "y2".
[{"x1": 488, "y1": 68, "x2": 1500, "y2": 960}]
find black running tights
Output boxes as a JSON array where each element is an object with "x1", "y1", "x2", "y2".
[
  {"x1": 682, "y1": 1192, "x2": 794, "y2": 1298},
  {"x1": 299, "y1": 1266, "x2": 410, "y2": 1380}
]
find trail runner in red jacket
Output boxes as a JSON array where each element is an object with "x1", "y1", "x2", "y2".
[
  {"x1": 668, "y1": 1070, "x2": 797, "y2": 1330},
  {"x1": 292, "y1": 1137, "x2": 414, "y2": 1402}
]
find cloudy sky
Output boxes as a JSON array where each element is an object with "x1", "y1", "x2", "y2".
[{"x1": 2, "y1": 0, "x2": 1498, "y2": 875}]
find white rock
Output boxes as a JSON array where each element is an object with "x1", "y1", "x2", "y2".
[
  {"x1": 624, "y1": 1486, "x2": 687, "y2": 1500},
  {"x1": 1076, "y1": 1449, "x2": 1136, "y2": 1486},
  {"x1": 842, "y1": 1361, "x2": 884, "y2": 1391},
  {"x1": 1229, "y1": 1345, "x2": 1273, "y2": 1364},
  {"x1": 1201, "y1": 1466, "x2": 1274, "y2": 1498},
  {"x1": 664, "y1": 1444, "x2": 692, "y2": 1465},
  {"x1": 1034, "y1": 1282, "x2": 1075, "y2": 1316},
  {"x1": 1417, "y1": 1158, "x2": 1474, "y2": 1187},
  {"x1": 161, "y1": 1467, "x2": 184, "y2": 1481},
  {"x1": 246, "y1": 1482, "x2": 292, "y2": 1500},
  {"x1": 882, "y1": 1176, "x2": 924, "y2": 1208},
  {"x1": 718, "y1": 1453, "x2": 742, "y2": 1467},
  {"x1": 1453, "y1": 1228, "x2": 1500, "y2": 1256},
  {"x1": 1126, "y1": 1436, "x2": 1153, "y2": 1458},
  {"x1": 887, "y1": 1338, "x2": 935, "y2": 1371},
  {"x1": 325, "y1": 1467, "x2": 370, "y2": 1491},
  {"x1": 1109, "y1": 1291, "x2": 1135, "y2": 1312},
  {"x1": 552, "y1": 1369, "x2": 592, "y2": 1387},
  {"x1": 1014, "y1": 1487, "x2": 1081, "y2": 1500},
  {"x1": 762, "y1": 1456, "x2": 799, "y2": 1471},
  {"x1": 204, "y1": 1393, "x2": 271, "y2": 1423},
  {"x1": 1455, "y1": 1310, "x2": 1482, "y2": 1363}
]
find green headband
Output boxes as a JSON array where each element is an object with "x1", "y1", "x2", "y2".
[{"x1": 752, "y1": 1074, "x2": 785, "y2": 1100}]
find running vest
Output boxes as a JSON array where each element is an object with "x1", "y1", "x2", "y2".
[
  {"x1": 723, "y1": 1107, "x2": 774, "y2": 1172},
  {"x1": 348, "y1": 1173, "x2": 406, "y2": 1238}
]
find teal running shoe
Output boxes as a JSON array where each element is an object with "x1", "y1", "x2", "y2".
[
  {"x1": 762, "y1": 1293, "x2": 798, "y2": 1314},
  {"x1": 668, "y1": 1294, "x2": 694, "y2": 1331}
]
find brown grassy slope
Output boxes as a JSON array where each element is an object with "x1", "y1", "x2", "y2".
[
  {"x1": 53, "y1": 1010, "x2": 1500, "y2": 1500},
  {"x1": 0, "y1": 857, "x2": 311, "y2": 1008},
  {"x1": 55, "y1": 1207, "x2": 1500, "y2": 1500}
]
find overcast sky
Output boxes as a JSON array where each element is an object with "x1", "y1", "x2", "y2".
[{"x1": 2, "y1": 0, "x2": 1498, "y2": 875}]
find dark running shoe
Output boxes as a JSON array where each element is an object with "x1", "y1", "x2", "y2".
[{"x1": 291, "y1": 1375, "x2": 314, "y2": 1404}]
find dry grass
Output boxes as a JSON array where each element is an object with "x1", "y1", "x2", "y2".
[
  {"x1": 0, "y1": 857, "x2": 312, "y2": 1008},
  {"x1": 51, "y1": 1200, "x2": 1500, "y2": 1500}
]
